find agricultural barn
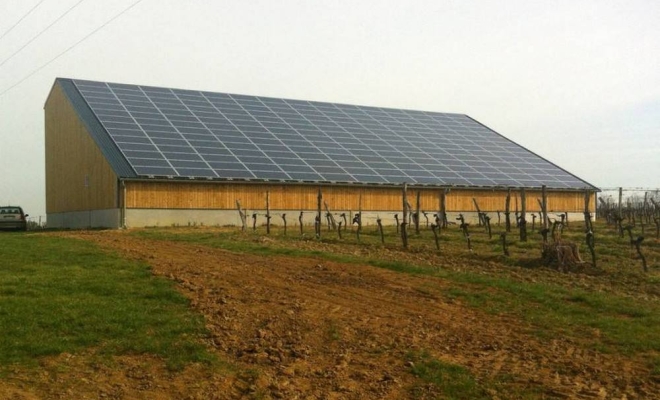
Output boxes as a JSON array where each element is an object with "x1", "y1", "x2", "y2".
[{"x1": 45, "y1": 78, "x2": 598, "y2": 229}]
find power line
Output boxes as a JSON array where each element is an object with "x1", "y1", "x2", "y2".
[
  {"x1": 0, "y1": 0, "x2": 145, "y2": 97},
  {"x1": 0, "y1": 0, "x2": 49, "y2": 42},
  {"x1": 0, "y1": 0, "x2": 88, "y2": 68},
  {"x1": 600, "y1": 187, "x2": 660, "y2": 192}
]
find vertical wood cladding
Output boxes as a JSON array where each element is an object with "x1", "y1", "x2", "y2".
[
  {"x1": 45, "y1": 83, "x2": 118, "y2": 213},
  {"x1": 125, "y1": 181, "x2": 593, "y2": 213}
]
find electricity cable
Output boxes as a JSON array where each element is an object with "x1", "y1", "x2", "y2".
[
  {"x1": 0, "y1": 0, "x2": 49, "y2": 42},
  {"x1": 0, "y1": 0, "x2": 88, "y2": 68},
  {"x1": 0, "y1": 0, "x2": 145, "y2": 97}
]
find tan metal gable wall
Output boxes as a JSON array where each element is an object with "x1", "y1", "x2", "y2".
[
  {"x1": 45, "y1": 83, "x2": 118, "y2": 213},
  {"x1": 125, "y1": 181, "x2": 594, "y2": 213}
]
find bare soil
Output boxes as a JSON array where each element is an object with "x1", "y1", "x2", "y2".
[{"x1": 2, "y1": 229, "x2": 659, "y2": 399}]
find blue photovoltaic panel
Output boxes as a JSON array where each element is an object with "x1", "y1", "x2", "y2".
[{"x1": 68, "y1": 79, "x2": 594, "y2": 189}]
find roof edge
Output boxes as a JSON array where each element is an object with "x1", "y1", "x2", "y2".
[
  {"x1": 53, "y1": 78, "x2": 137, "y2": 178},
  {"x1": 119, "y1": 176, "x2": 600, "y2": 192},
  {"x1": 464, "y1": 115, "x2": 599, "y2": 191}
]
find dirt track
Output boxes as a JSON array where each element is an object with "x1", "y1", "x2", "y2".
[{"x1": 3, "y1": 230, "x2": 659, "y2": 399}]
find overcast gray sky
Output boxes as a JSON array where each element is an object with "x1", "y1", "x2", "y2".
[{"x1": 1, "y1": 0, "x2": 658, "y2": 220}]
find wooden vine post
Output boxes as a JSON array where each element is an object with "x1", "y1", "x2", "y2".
[
  {"x1": 641, "y1": 192, "x2": 648, "y2": 235},
  {"x1": 472, "y1": 198, "x2": 483, "y2": 226},
  {"x1": 505, "y1": 188, "x2": 511, "y2": 233},
  {"x1": 440, "y1": 189, "x2": 448, "y2": 229},
  {"x1": 236, "y1": 200, "x2": 247, "y2": 231},
  {"x1": 298, "y1": 211, "x2": 304, "y2": 236},
  {"x1": 415, "y1": 191, "x2": 421, "y2": 234},
  {"x1": 650, "y1": 198, "x2": 660, "y2": 239},
  {"x1": 586, "y1": 231, "x2": 596, "y2": 268},
  {"x1": 519, "y1": 188, "x2": 527, "y2": 242},
  {"x1": 405, "y1": 197, "x2": 413, "y2": 226},
  {"x1": 314, "y1": 216, "x2": 320, "y2": 237},
  {"x1": 377, "y1": 217, "x2": 385, "y2": 244},
  {"x1": 356, "y1": 193, "x2": 363, "y2": 241},
  {"x1": 514, "y1": 195, "x2": 520, "y2": 228},
  {"x1": 394, "y1": 214, "x2": 400, "y2": 233},
  {"x1": 352, "y1": 212, "x2": 359, "y2": 238},
  {"x1": 618, "y1": 187, "x2": 624, "y2": 237},
  {"x1": 457, "y1": 214, "x2": 466, "y2": 236},
  {"x1": 337, "y1": 221, "x2": 343, "y2": 239},
  {"x1": 583, "y1": 190, "x2": 595, "y2": 267},
  {"x1": 583, "y1": 190, "x2": 593, "y2": 233},
  {"x1": 616, "y1": 187, "x2": 626, "y2": 237},
  {"x1": 500, "y1": 233, "x2": 509, "y2": 256},
  {"x1": 484, "y1": 215, "x2": 492, "y2": 239},
  {"x1": 266, "y1": 191, "x2": 271, "y2": 235},
  {"x1": 316, "y1": 188, "x2": 322, "y2": 239},
  {"x1": 281, "y1": 213, "x2": 287, "y2": 235},
  {"x1": 431, "y1": 223, "x2": 440, "y2": 250},
  {"x1": 541, "y1": 185, "x2": 548, "y2": 230},
  {"x1": 401, "y1": 183, "x2": 409, "y2": 249},
  {"x1": 252, "y1": 213, "x2": 257, "y2": 231},
  {"x1": 461, "y1": 220, "x2": 472, "y2": 252}
]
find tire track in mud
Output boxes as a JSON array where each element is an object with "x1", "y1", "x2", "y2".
[{"x1": 69, "y1": 231, "x2": 659, "y2": 399}]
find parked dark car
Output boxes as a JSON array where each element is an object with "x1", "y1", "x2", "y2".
[{"x1": 0, "y1": 206, "x2": 28, "y2": 231}]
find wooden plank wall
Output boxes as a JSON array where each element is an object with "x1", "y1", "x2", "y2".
[
  {"x1": 45, "y1": 83, "x2": 118, "y2": 213},
  {"x1": 126, "y1": 181, "x2": 594, "y2": 213}
]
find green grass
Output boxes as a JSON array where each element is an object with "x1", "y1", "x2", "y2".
[
  {"x1": 407, "y1": 350, "x2": 488, "y2": 399},
  {"x1": 0, "y1": 233, "x2": 215, "y2": 371},
  {"x1": 442, "y1": 274, "x2": 660, "y2": 354}
]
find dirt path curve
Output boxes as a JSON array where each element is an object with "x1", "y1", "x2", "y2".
[{"x1": 47, "y1": 231, "x2": 660, "y2": 398}]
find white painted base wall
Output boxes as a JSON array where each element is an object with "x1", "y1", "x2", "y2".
[
  {"x1": 124, "y1": 209, "x2": 589, "y2": 229},
  {"x1": 47, "y1": 208, "x2": 590, "y2": 229}
]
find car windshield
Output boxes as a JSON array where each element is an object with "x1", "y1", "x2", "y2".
[{"x1": 0, "y1": 207, "x2": 22, "y2": 214}]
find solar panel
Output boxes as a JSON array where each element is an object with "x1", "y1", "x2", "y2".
[{"x1": 70, "y1": 79, "x2": 592, "y2": 189}]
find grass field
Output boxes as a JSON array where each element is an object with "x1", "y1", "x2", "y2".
[
  {"x1": 132, "y1": 220, "x2": 660, "y2": 360},
  {"x1": 0, "y1": 233, "x2": 214, "y2": 371},
  {"x1": 1, "y1": 218, "x2": 659, "y2": 398}
]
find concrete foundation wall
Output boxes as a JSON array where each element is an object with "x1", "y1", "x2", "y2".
[
  {"x1": 124, "y1": 208, "x2": 589, "y2": 229},
  {"x1": 47, "y1": 209, "x2": 121, "y2": 229},
  {"x1": 45, "y1": 208, "x2": 590, "y2": 229}
]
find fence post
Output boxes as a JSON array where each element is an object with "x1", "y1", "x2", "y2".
[
  {"x1": 317, "y1": 187, "x2": 322, "y2": 239},
  {"x1": 542, "y1": 185, "x2": 548, "y2": 230},
  {"x1": 266, "y1": 191, "x2": 271, "y2": 234},
  {"x1": 520, "y1": 188, "x2": 527, "y2": 241},
  {"x1": 415, "y1": 191, "x2": 421, "y2": 234},
  {"x1": 402, "y1": 183, "x2": 409, "y2": 248},
  {"x1": 505, "y1": 188, "x2": 511, "y2": 233},
  {"x1": 236, "y1": 200, "x2": 247, "y2": 231},
  {"x1": 618, "y1": 187, "x2": 624, "y2": 237}
]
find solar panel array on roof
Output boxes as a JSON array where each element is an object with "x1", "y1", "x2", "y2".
[{"x1": 70, "y1": 79, "x2": 591, "y2": 189}]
